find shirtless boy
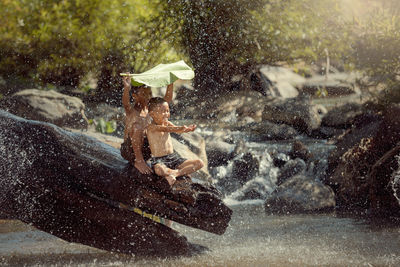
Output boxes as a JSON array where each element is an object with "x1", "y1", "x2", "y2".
[
  {"x1": 147, "y1": 97, "x2": 204, "y2": 185},
  {"x1": 120, "y1": 76, "x2": 173, "y2": 174}
]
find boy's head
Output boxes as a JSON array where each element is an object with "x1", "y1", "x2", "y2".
[
  {"x1": 148, "y1": 97, "x2": 170, "y2": 124},
  {"x1": 132, "y1": 85, "x2": 152, "y2": 106}
]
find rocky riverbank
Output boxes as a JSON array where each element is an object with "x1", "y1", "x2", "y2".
[{"x1": 1, "y1": 64, "x2": 399, "y2": 218}]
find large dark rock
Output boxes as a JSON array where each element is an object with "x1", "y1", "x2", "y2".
[
  {"x1": 276, "y1": 158, "x2": 307, "y2": 186},
  {"x1": 215, "y1": 152, "x2": 260, "y2": 195},
  {"x1": 322, "y1": 102, "x2": 365, "y2": 128},
  {"x1": 288, "y1": 141, "x2": 312, "y2": 162},
  {"x1": 325, "y1": 104, "x2": 400, "y2": 214},
  {"x1": 368, "y1": 143, "x2": 400, "y2": 217},
  {"x1": 265, "y1": 174, "x2": 336, "y2": 214},
  {"x1": 258, "y1": 65, "x2": 303, "y2": 98},
  {"x1": 262, "y1": 96, "x2": 323, "y2": 134},
  {"x1": 234, "y1": 180, "x2": 269, "y2": 201},
  {"x1": 0, "y1": 110, "x2": 231, "y2": 256},
  {"x1": 235, "y1": 121, "x2": 299, "y2": 141},
  {"x1": 301, "y1": 72, "x2": 360, "y2": 96},
  {"x1": 205, "y1": 139, "x2": 235, "y2": 167},
  {"x1": 325, "y1": 112, "x2": 383, "y2": 186},
  {"x1": 231, "y1": 152, "x2": 260, "y2": 185}
]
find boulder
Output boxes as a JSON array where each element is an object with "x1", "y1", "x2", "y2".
[
  {"x1": 288, "y1": 141, "x2": 312, "y2": 162},
  {"x1": 262, "y1": 96, "x2": 322, "y2": 134},
  {"x1": 310, "y1": 126, "x2": 346, "y2": 139},
  {"x1": 276, "y1": 158, "x2": 307, "y2": 186},
  {"x1": 327, "y1": 137, "x2": 375, "y2": 210},
  {"x1": 325, "y1": 104, "x2": 400, "y2": 214},
  {"x1": 259, "y1": 65, "x2": 306, "y2": 98},
  {"x1": 0, "y1": 110, "x2": 231, "y2": 256},
  {"x1": 301, "y1": 72, "x2": 361, "y2": 96},
  {"x1": 234, "y1": 179, "x2": 270, "y2": 201},
  {"x1": 235, "y1": 121, "x2": 299, "y2": 141},
  {"x1": 325, "y1": 112, "x2": 382, "y2": 184},
  {"x1": 0, "y1": 89, "x2": 88, "y2": 129},
  {"x1": 216, "y1": 152, "x2": 260, "y2": 195},
  {"x1": 322, "y1": 102, "x2": 365, "y2": 128},
  {"x1": 271, "y1": 152, "x2": 290, "y2": 168},
  {"x1": 368, "y1": 143, "x2": 400, "y2": 217},
  {"x1": 265, "y1": 174, "x2": 336, "y2": 214},
  {"x1": 205, "y1": 140, "x2": 235, "y2": 167}
]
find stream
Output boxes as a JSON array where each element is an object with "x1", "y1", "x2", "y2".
[
  {"x1": 1, "y1": 129, "x2": 400, "y2": 266},
  {"x1": 1, "y1": 205, "x2": 400, "y2": 266}
]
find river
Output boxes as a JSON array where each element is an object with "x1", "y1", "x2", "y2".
[
  {"x1": 1, "y1": 126, "x2": 400, "y2": 266},
  {"x1": 1, "y1": 204, "x2": 400, "y2": 266}
]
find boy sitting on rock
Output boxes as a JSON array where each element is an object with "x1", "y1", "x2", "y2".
[{"x1": 147, "y1": 97, "x2": 204, "y2": 186}]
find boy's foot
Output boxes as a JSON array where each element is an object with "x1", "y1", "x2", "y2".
[
  {"x1": 166, "y1": 169, "x2": 180, "y2": 177},
  {"x1": 165, "y1": 175, "x2": 176, "y2": 186}
]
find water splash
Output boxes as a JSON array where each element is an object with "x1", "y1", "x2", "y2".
[{"x1": 390, "y1": 155, "x2": 400, "y2": 206}]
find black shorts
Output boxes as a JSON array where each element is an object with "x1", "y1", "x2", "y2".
[{"x1": 149, "y1": 152, "x2": 187, "y2": 170}]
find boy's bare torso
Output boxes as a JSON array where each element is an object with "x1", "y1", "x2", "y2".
[
  {"x1": 123, "y1": 108, "x2": 151, "y2": 139},
  {"x1": 147, "y1": 123, "x2": 174, "y2": 157}
]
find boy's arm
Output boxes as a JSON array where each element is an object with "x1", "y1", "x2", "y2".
[
  {"x1": 163, "y1": 83, "x2": 174, "y2": 104},
  {"x1": 122, "y1": 76, "x2": 132, "y2": 114},
  {"x1": 148, "y1": 122, "x2": 196, "y2": 134}
]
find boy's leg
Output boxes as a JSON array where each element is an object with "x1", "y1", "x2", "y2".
[
  {"x1": 154, "y1": 163, "x2": 177, "y2": 185},
  {"x1": 176, "y1": 159, "x2": 204, "y2": 177}
]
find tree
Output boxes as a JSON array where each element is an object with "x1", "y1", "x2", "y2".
[
  {"x1": 159, "y1": 0, "x2": 349, "y2": 99},
  {"x1": 0, "y1": 0, "x2": 181, "y2": 98},
  {"x1": 351, "y1": 0, "x2": 400, "y2": 105}
]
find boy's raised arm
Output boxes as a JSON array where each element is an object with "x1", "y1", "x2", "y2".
[
  {"x1": 122, "y1": 76, "x2": 132, "y2": 114},
  {"x1": 163, "y1": 83, "x2": 174, "y2": 104}
]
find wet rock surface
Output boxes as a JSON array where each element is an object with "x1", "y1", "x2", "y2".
[
  {"x1": 0, "y1": 89, "x2": 88, "y2": 129},
  {"x1": 325, "y1": 104, "x2": 400, "y2": 216},
  {"x1": 0, "y1": 110, "x2": 231, "y2": 256},
  {"x1": 262, "y1": 96, "x2": 323, "y2": 134},
  {"x1": 265, "y1": 174, "x2": 336, "y2": 214}
]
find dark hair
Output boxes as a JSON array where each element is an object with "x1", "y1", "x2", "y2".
[
  {"x1": 132, "y1": 84, "x2": 150, "y2": 94},
  {"x1": 148, "y1": 97, "x2": 167, "y2": 111}
]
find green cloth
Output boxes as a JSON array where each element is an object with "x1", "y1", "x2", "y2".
[{"x1": 121, "y1": 60, "x2": 194, "y2": 87}]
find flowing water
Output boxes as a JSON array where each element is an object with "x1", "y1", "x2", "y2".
[
  {"x1": 1, "y1": 205, "x2": 400, "y2": 266},
  {"x1": 1, "y1": 128, "x2": 400, "y2": 266}
]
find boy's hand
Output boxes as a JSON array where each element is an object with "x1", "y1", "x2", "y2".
[
  {"x1": 183, "y1": 124, "x2": 196, "y2": 132},
  {"x1": 122, "y1": 75, "x2": 131, "y2": 89}
]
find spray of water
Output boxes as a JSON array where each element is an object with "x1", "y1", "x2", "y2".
[{"x1": 390, "y1": 155, "x2": 400, "y2": 205}]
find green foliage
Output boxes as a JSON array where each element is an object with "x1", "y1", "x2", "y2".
[
  {"x1": 158, "y1": 0, "x2": 266, "y2": 96},
  {"x1": 254, "y1": 0, "x2": 351, "y2": 64},
  {"x1": 351, "y1": 0, "x2": 400, "y2": 104},
  {"x1": 157, "y1": 0, "x2": 350, "y2": 97},
  {"x1": 0, "y1": 0, "x2": 181, "y2": 97},
  {"x1": 1, "y1": 0, "x2": 396, "y2": 106},
  {"x1": 90, "y1": 118, "x2": 117, "y2": 134},
  {"x1": 352, "y1": 2, "x2": 400, "y2": 82}
]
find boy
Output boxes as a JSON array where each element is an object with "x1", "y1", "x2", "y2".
[
  {"x1": 120, "y1": 75, "x2": 173, "y2": 174},
  {"x1": 147, "y1": 97, "x2": 204, "y2": 186}
]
